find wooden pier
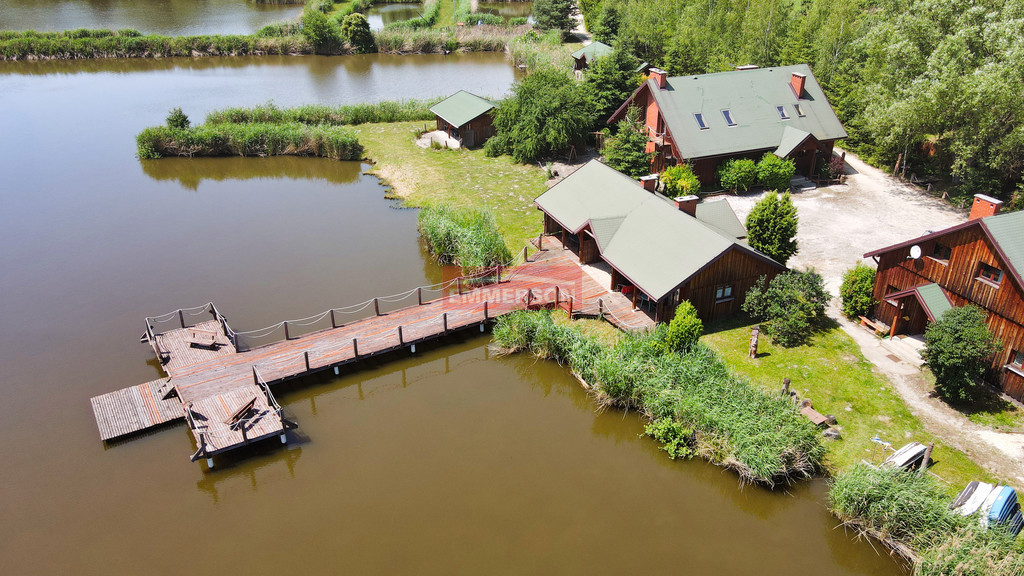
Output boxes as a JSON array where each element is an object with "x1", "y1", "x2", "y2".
[{"x1": 90, "y1": 254, "x2": 654, "y2": 466}]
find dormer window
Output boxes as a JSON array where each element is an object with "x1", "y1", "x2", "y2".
[
  {"x1": 776, "y1": 106, "x2": 790, "y2": 120},
  {"x1": 794, "y1": 103, "x2": 805, "y2": 117},
  {"x1": 977, "y1": 262, "x2": 1003, "y2": 285},
  {"x1": 722, "y1": 109, "x2": 736, "y2": 126},
  {"x1": 694, "y1": 113, "x2": 709, "y2": 130}
]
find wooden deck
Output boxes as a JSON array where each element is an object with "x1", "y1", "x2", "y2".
[
  {"x1": 90, "y1": 378, "x2": 184, "y2": 441},
  {"x1": 90, "y1": 255, "x2": 654, "y2": 463}
]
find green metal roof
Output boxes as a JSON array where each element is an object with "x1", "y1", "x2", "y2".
[
  {"x1": 983, "y1": 210, "x2": 1024, "y2": 284},
  {"x1": 641, "y1": 64, "x2": 847, "y2": 160},
  {"x1": 429, "y1": 90, "x2": 495, "y2": 128},
  {"x1": 571, "y1": 41, "x2": 613, "y2": 62},
  {"x1": 916, "y1": 283, "x2": 954, "y2": 321},
  {"x1": 774, "y1": 126, "x2": 813, "y2": 158},
  {"x1": 534, "y1": 160, "x2": 781, "y2": 300}
]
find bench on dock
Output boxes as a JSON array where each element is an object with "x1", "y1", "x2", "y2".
[
  {"x1": 859, "y1": 316, "x2": 890, "y2": 336},
  {"x1": 186, "y1": 327, "x2": 222, "y2": 350}
]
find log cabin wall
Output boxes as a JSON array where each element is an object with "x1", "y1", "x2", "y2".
[
  {"x1": 871, "y1": 224, "x2": 1024, "y2": 401},
  {"x1": 461, "y1": 114, "x2": 495, "y2": 148},
  {"x1": 578, "y1": 229, "x2": 600, "y2": 264},
  {"x1": 674, "y1": 247, "x2": 785, "y2": 321}
]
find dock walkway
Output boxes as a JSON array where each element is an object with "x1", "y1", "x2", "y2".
[{"x1": 90, "y1": 254, "x2": 654, "y2": 465}]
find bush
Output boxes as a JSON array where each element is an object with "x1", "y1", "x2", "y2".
[
  {"x1": 663, "y1": 301, "x2": 702, "y2": 352},
  {"x1": 745, "y1": 190, "x2": 799, "y2": 265},
  {"x1": 923, "y1": 305, "x2": 1002, "y2": 402},
  {"x1": 602, "y1": 106, "x2": 652, "y2": 177},
  {"x1": 585, "y1": 48, "x2": 641, "y2": 126},
  {"x1": 644, "y1": 418, "x2": 694, "y2": 459},
  {"x1": 340, "y1": 13, "x2": 375, "y2": 54},
  {"x1": 716, "y1": 158, "x2": 757, "y2": 192},
  {"x1": 417, "y1": 204, "x2": 512, "y2": 269},
  {"x1": 533, "y1": 0, "x2": 577, "y2": 35},
  {"x1": 301, "y1": 8, "x2": 340, "y2": 53},
  {"x1": 839, "y1": 262, "x2": 877, "y2": 319},
  {"x1": 485, "y1": 67, "x2": 596, "y2": 163},
  {"x1": 661, "y1": 164, "x2": 700, "y2": 196},
  {"x1": 742, "y1": 270, "x2": 831, "y2": 347},
  {"x1": 165, "y1": 107, "x2": 190, "y2": 130},
  {"x1": 756, "y1": 153, "x2": 796, "y2": 191}
]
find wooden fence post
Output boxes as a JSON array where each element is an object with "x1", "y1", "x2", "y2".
[
  {"x1": 418, "y1": 287, "x2": 423, "y2": 305},
  {"x1": 496, "y1": 264, "x2": 501, "y2": 283},
  {"x1": 920, "y1": 442, "x2": 934, "y2": 474},
  {"x1": 284, "y1": 321, "x2": 290, "y2": 340},
  {"x1": 484, "y1": 301, "x2": 489, "y2": 322},
  {"x1": 374, "y1": 298, "x2": 380, "y2": 316},
  {"x1": 304, "y1": 351, "x2": 310, "y2": 372},
  {"x1": 555, "y1": 286, "x2": 560, "y2": 306},
  {"x1": 398, "y1": 325, "x2": 404, "y2": 346},
  {"x1": 598, "y1": 298, "x2": 603, "y2": 316},
  {"x1": 330, "y1": 309, "x2": 337, "y2": 329},
  {"x1": 458, "y1": 277, "x2": 463, "y2": 295},
  {"x1": 352, "y1": 338, "x2": 359, "y2": 359},
  {"x1": 568, "y1": 296, "x2": 573, "y2": 316},
  {"x1": 252, "y1": 366, "x2": 259, "y2": 385},
  {"x1": 523, "y1": 246, "x2": 528, "y2": 262},
  {"x1": 442, "y1": 313, "x2": 448, "y2": 333},
  {"x1": 178, "y1": 309, "x2": 185, "y2": 329}
]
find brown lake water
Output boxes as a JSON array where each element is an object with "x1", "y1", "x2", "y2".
[
  {"x1": 0, "y1": 53, "x2": 905, "y2": 574},
  {"x1": 0, "y1": 0, "x2": 304, "y2": 35}
]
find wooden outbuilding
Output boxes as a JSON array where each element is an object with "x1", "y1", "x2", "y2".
[
  {"x1": 571, "y1": 41, "x2": 613, "y2": 71},
  {"x1": 429, "y1": 91, "x2": 496, "y2": 148},
  {"x1": 608, "y1": 64, "x2": 847, "y2": 179},
  {"x1": 863, "y1": 194, "x2": 1024, "y2": 402},
  {"x1": 534, "y1": 160, "x2": 786, "y2": 323}
]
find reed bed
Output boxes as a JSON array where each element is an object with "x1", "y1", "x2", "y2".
[
  {"x1": 136, "y1": 122, "x2": 362, "y2": 160},
  {"x1": 491, "y1": 311, "x2": 826, "y2": 485},
  {"x1": 206, "y1": 99, "x2": 440, "y2": 127},
  {"x1": 417, "y1": 204, "x2": 512, "y2": 269},
  {"x1": 829, "y1": 464, "x2": 1024, "y2": 573},
  {"x1": 508, "y1": 29, "x2": 573, "y2": 71}
]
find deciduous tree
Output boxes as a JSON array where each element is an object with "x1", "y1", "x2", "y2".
[
  {"x1": 923, "y1": 306, "x2": 1001, "y2": 402},
  {"x1": 745, "y1": 190, "x2": 798, "y2": 265}
]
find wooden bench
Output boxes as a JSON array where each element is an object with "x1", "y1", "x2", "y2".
[
  {"x1": 186, "y1": 327, "x2": 221, "y2": 350},
  {"x1": 859, "y1": 316, "x2": 890, "y2": 336},
  {"x1": 800, "y1": 405, "x2": 830, "y2": 428}
]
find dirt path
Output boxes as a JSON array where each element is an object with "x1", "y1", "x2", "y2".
[{"x1": 725, "y1": 150, "x2": 1024, "y2": 486}]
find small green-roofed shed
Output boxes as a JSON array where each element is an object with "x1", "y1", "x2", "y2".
[
  {"x1": 429, "y1": 91, "x2": 495, "y2": 129},
  {"x1": 571, "y1": 41, "x2": 613, "y2": 70}
]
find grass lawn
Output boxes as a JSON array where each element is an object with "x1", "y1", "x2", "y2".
[
  {"x1": 435, "y1": 0, "x2": 455, "y2": 27},
  {"x1": 353, "y1": 121, "x2": 548, "y2": 251},
  {"x1": 702, "y1": 318, "x2": 999, "y2": 493}
]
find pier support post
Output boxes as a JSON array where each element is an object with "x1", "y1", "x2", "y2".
[
  {"x1": 304, "y1": 351, "x2": 310, "y2": 372},
  {"x1": 330, "y1": 309, "x2": 337, "y2": 329},
  {"x1": 398, "y1": 325, "x2": 404, "y2": 346},
  {"x1": 484, "y1": 301, "x2": 488, "y2": 322},
  {"x1": 480, "y1": 323, "x2": 485, "y2": 332},
  {"x1": 334, "y1": 366, "x2": 339, "y2": 375},
  {"x1": 374, "y1": 298, "x2": 380, "y2": 316},
  {"x1": 206, "y1": 458, "x2": 214, "y2": 469},
  {"x1": 411, "y1": 344, "x2": 416, "y2": 353},
  {"x1": 179, "y1": 309, "x2": 185, "y2": 329},
  {"x1": 280, "y1": 434, "x2": 287, "y2": 444},
  {"x1": 284, "y1": 321, "x2": 290, "y2": 340}
]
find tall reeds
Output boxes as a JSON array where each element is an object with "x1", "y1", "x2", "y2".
[
  {"x1": 491, "y1": 310, "x2": 826, "y2": 485},
  {"x1": 206, "y1": 99, "x2": 440, "y2": 126},
  {"x1": 137, "y1": 122, "x2": 362, "y2": 160},
  {"x1": 417, "y1": 204, "x2": 512, "y2": 269}
]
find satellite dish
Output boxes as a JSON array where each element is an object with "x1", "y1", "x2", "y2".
[{"x1": 909, "y1": 245, "x2": 922, "y2": 259}]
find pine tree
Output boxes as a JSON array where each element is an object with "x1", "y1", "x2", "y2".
[
  {"x1": 533, "y1": 0, "x2": 577, "y2": 36},
  {"x1": 603, "y1": 106, "x2": 653, "y2": 177}
]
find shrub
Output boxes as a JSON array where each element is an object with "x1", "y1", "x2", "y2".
[
  {"x1": 716, "y1": 158, "x2": 757, "y2": 192},
  {"x1": 745, "y1": 190, "x2": 799, "y2": 265},
  {"x1": 756, "y1": 153, "x2": 796, "y2": 191},
  {"x1": 585, "y1": 48, "x2": 641, "y2": 126},
  {"x1": 301, "y1": 8, "x2": 340, "y2": 54},
  {"x1": 417, "y1": 205, "x2": 512, "y2": 269},
  {"x1": 602, "y1": 106, "x2": 652, "y2": 177},
  {"x1": 742, "y1": 270, "x2": 831, "y2": 347},
  {"x1": 923, "y1": 305, "x2": 1002, "y2": 402},
  {"x1": 661, "y1": 164, "x2": 700, "y2": 196},
  {"x1": 644, "y1": 418, "x2": 694, "y2": 459},
  {"x1": 340, "y1": 13, "x2": 375, "y2": 54},
  {"x1": 663, "y1": 301, "x2": 702, "y2": 352},
  {"x1": 839, "y1": 262, "x2": 877, "y2": 320},
  {"x1": 166, "y1": 107, "x2": 190, "y2": 130}
]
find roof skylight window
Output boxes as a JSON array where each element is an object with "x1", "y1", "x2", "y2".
[
  {"x1": 694, "y1": 113, "x2": 709, "y2": 130},
  {"x1": 794, "y1": 103, "x2": 806, "y2": 117},
  {"x1": 722, "y1": 109, "x2": 737, "y2": 126},
  {"x1": 777, "y1": 105, "x2": 790, "y2": 120}
]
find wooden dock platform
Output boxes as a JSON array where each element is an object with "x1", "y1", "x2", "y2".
[{"x1": 90, "y1": 255, "x2": 654, "y2": 465}]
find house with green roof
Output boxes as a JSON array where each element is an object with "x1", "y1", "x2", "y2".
[
  {"x1": 535, "y1": 160, "x2": 786, "y2": 322},
  {"x1": 864, "y1": 194, "x2": 1024, "y2": 402},
  {"x1": 429, "y1": 91, "x2": 496, "y2": 148},
  {"x1": 608, "y1": 64, "x2": 847, "y2": 181},
  {"x1": 571, "y1": 41, "x2": 613, "y2": 71}
]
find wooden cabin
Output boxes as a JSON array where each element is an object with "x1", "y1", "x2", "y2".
[
  {"x1": 571, "y1": 41, "x2": 612, "y2": 71},
  {"x1": 428, "y1": 91, "x2": 496, "y2": 148},
  {"x1": 608, "y1": 65, "x2": 847, "y2": 179},
  {"x1": 535, "y1": 160, "x2": 786, "y2": 323},
  {"x1": 863, "y1": 194, "x2": 1024, "y2": 402}
]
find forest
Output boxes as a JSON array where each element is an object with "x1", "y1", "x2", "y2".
[{"x1": 578, "y1": 0, "x2": 1024, "y2": 208}]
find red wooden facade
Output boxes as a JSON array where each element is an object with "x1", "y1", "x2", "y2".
[{"x1": 866, "y1": 219, "x2": 1024, "y2": 401}]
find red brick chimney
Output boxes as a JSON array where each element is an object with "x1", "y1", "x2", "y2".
[
  {"x1": 649, "y1": 68, "x2": 668, "y2": 90},
  {"x1": 790, "y1": 72, "x2": 806, "y2": 98},
  {"x1": 639, "y1": 175, "x2": 658, "y2": 192},
  {"x1": 968, "y1": 193, "x2": 1003, "y2": 220},
  {"x1": 674, "y1": 195, "x2": 700, "y2": 216}
]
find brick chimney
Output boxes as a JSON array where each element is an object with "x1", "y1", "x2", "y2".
[
  {"x1": 674, "y1": 195, "x2": 700, "y2": 216},
  {"x1": 649, "y1": 67, "x2": 668, "y2": 89},
  {"x1": 968, "y1": 193, "x2": 1003, "y2": 220},
  {"x1": 639, "y1": 175, "x2": 658, "y2": 192},
  {"x1": 790, "y1": 72, "x2": 806, "y2": 98}
]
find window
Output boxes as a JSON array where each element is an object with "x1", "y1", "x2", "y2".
[
  {"x1": 977, "y1": 262, "x2": 1003, "y2": 285},
  {"x1": 885, "y1": 285, "x2": 899, "y2": 306},
  {"x1": 715, "y1": 284, "x2": 734, "y2": 302},
  {"x1": 931, "y1": 242, "x2": 952, "y2": 263},
  {"x1": 1011, "y1": 350, "x2": 1024, "y2": 368},
  {"x1": 793, "y1": 103, "x2": 805, "y2": 117},
  {"x1": 694, "y1": 113, "x2": 709, "y2": 130},
  {"x1": 776, "y1": 105, "x2": 790, "y2": 120},
  {"x1": 722, "y1": 109, "x2": 737, "y2": 126}
]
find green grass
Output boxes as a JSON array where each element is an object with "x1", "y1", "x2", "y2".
[
  {"x1": 968, "y1": 408, "x2": 1024, "y2": 431},
  {"x1": 353, "y1": 121, "x2": 547, "y2": 252},
  {"x1": 435, "y1": 0, "x2": 456, "y2": 27},
  {"x1": 702, "y1": 318, "x2": 998, "y2": 492}
]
